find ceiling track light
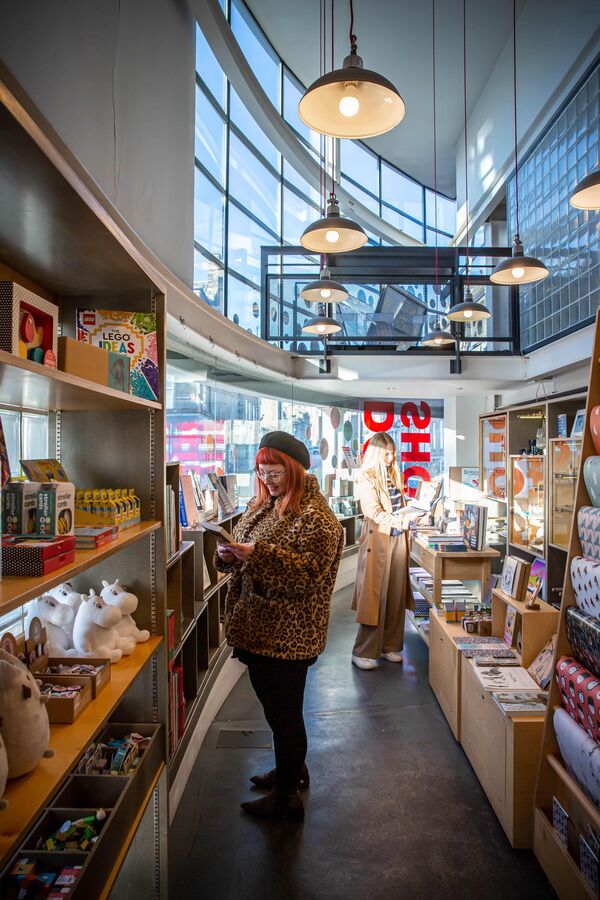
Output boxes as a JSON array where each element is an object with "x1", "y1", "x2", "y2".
[
  {"x1": 490, "y1": 0, "x2": 548, "y2": 287},
  {"x1": 447, "y1": 287, "x2": 491, "y2": 322},
  {"x1": 569, "y1": 168, "x2": 600, "y2": 210},
  {"x1": 300, "y1": 194, "x2": 367, "y2": 253},
  {"x1": 421, "y1": 328, "x2": 456, "y2": 348},
  {"x1": 300, "y1": 265, "x2": 349, "y2": 303},
  {"x1": 298, "y1": 0, "x2": 405, "y2": 138}
]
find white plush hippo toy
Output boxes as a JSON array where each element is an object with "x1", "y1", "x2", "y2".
[
  {"x1": 101, "y1": 580, "x2": 150, "y2": 652},
  {"x1": 72, "y1": 591, "x2": 124, "y2": 663},
  {"x1": 0, "y1": 648, "x2": 54, "y2": 778},
  {"x1": 25, "y1": 595, "x2": 75, "y2": 658},
  {"x1": 47, "y1": 583, "x2": 83, "y2": 641}
]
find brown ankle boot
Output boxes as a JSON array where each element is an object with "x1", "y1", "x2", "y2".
[
  {"x1": 250, "y1": 763, "x2": 310, "y2": 791},
  {"x1": 241, "y1": 788, "x2": 304, "y2": 821}
]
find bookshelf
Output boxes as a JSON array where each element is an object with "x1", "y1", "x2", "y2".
[
  {"x1": 0, "y1": 65, "x2": 168, "y2": 896},
  {"x1": 534, "y1": 308, "x2": 600, "y2": 898}
]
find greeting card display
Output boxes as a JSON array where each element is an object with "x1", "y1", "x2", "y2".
[
  {"x1": 76, "y1": 309, "x2": 158, "y2": 401},
  {"x1": 578, "y1": 507, "x2": 600, "y2": 561},
  {"x1": 571, "y1": 556, "x2": 600, "y2": 618},
  {"x1": 565, "y1": 606, "x2": 600, "y2": 678}
]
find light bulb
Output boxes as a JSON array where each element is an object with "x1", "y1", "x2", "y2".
[
  {"x1": 339, "y1": 91, "x2": 360, "y2": 117},
  {"x1": 434, "y1": 337, "x2": 443, "y2": 345},
  {"x1": 511, "y1": 266, "x2": 525, "y2": 279},
  {"x1": 325, "y1": 230, "x2": 340, "y2": 243},
  {"x1": 463, "y1": 309, "x2": 473, "y2": 319},
  {"x1": 320, "y1": 288, "x2": 331, "y2": 299},
  {"x1": 317, "y1": 324, "x2": 326, "y2": 333}
]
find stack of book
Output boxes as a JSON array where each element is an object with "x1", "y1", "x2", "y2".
[
  {"x1": 421, "y1": 533, "x2": 467, "y2": 552},
  {"x1": 74, "y1": 525, "x2": 119, "y2": 550},
  {"x1": 462, "y1": 503, "x2": 488, "y2": 551}
]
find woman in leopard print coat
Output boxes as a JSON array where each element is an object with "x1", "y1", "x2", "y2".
[{"x1": 215, "y1": 431, "x2": 343, "y2": 821}]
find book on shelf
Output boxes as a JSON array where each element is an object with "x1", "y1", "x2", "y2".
[
  {"x1": 207, "y1": 473, "x2": 236, "y2": 516},
  {"x1": 166, "y1": 484, "x2": 177, "y2": 559},
  {"x1": 500, "y1": 554, "x2": 531, "y2": 600},
  {"x1": 491, "y1": 691, "x2": 548, "y2": 716},
  {"x1": 463, "y1": 503, "x2": 488, "y2": 551},
  {"x1": 473, "y1": 665, "x2": 540, "y2": 692},
  {"x1": 74, "y1": 525, "x2": 119, "y2": 549},
  {"x1": 503, "y1": 604, "x2": 519, "y2": 647},
  {"x1": 181, "y1": 473, "x2": 201, "y2": 528},
  {"x1": 527, "y1": 634, "x2": 557, "y2": 689}
]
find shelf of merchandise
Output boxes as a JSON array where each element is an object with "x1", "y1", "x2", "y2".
[
  {"x1": 0, "y1": 64, "x2": 168, "y2": 895},
  {"x1": 549, "y1": 437, "x2": 582, "y2": 551},
  {"x1": 0, "y1": 520, "x2": 162, "y2": 616},
  {"x1": 0, "y1": 349, "x2": 162, "y2": 412},
  {"x1": 0, "y1": 637, "x2": 162, "y2": 867},
  {"x1": 406, "y1": 609, "x2": 430, "y2": 647},
  {"x1": 534, "y1": 309, "x2": 600, "y2": 897},
  {"x1": 509, "y1": 453, "x2": 546, "y2": 558}
]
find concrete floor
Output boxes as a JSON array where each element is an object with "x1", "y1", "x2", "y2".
[{"x1": 169, "y1": 587, "x2": 555, "y2": 900}]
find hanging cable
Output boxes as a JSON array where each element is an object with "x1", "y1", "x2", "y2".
[
  {"x1": 432, "y1": 0, "x2": 439, "y2": 297},
  {"x1": 349, "y1": 0, "x2": 356, "y2": 51},
  {"x1": 462, "y1": 0, "x2": 469, "y2": 282},
  {"x1": 512, "y1": 0, "x2": 520, "y2": 237},
  {"x1": 330, "y1": 0, "x2": 335, "y2": 197}
]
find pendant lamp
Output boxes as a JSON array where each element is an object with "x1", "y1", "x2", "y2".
[
  {"x1": 447, "y1": 287, "x2": 490, "y2": 322},
  {"x1": 490, "y1": 0, "x2": 548, "y2": 287},
  {"x1": 300, "y1": 265, "x2": 349, "y2": 303},
  {"x1": 421, "y1": 327, "x2": 455, "y2": 348},
  {"x1": 300, "y1": 194, "x2": 367, "y2": 253},
  {"x1": 302, "y1": 303, "x2": 342, "y2": 335},
  {"x1": 298, "y1": 0, "x2": 404, "y2": 139},
  {"x1": 569, "y1": 168, "x2": 600, "y2": 210}
]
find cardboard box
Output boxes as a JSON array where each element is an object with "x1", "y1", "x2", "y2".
[
  {"x1": 58, "y1": 336, "x2": 130, "y2": 392},
  {"x1": 2, "y1": 481, "x2": 39, "y2": 535},
  {"x1": 0, "y1": 281, "x2": 58, "y2": 366},
  {"x1": 1, "y1": 536, "x2": 75, "y2": 576},
  {"x1": 43, "y1": 657, "x2": 111, "y2": 699},
  {"x1": 39, "y1": 674, "x2": 92, "y2": 724},
  {"x1": 37, "y1": 482, "x2": 75, "y2": 536}
]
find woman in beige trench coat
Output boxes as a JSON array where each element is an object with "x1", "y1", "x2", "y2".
[{"x1": 351, "y1": 433, "x2": 423, "y2": 670}]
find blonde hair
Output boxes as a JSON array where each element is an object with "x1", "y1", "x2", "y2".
[{"x1": 360, "y1": 433, "x2": 403, "y2": 494}]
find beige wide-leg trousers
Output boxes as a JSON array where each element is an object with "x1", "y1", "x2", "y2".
[{"x1": 352, "y1": 535, "x2": 408, "y2": 660}]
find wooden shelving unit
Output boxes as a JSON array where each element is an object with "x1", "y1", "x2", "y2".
[
  {"x1": 0, "y1": 65, "x2": 168, "y2": 897},
  {"x1": 534, "y1": 308, "x2": 600, "y2": 897}
]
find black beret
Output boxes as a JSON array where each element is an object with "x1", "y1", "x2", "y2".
[{"x1": 259, "y1": 431, "x2": 310, "y2": 469}]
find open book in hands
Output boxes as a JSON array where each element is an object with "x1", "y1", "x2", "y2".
[{"x1": 201, "y1": 520, "x2": 234, "y2": 543}]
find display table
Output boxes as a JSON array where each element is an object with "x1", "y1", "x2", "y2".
[{"x1": 410, "y1": 534, "x2": 500, "y2": 606}]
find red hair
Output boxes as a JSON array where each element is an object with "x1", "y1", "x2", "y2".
[{"x1": 251, "y1": 447, "x2": 306, "y2": 516}]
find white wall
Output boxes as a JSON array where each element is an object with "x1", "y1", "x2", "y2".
[
  {"x1": 0, "y1": 0, "x2": 195, "y2": 286},
  {"x1": 444, "y1": 394, "x2": 490, "y2": 470},
  {"x1": 455, "y1": 0, "x2": 600, "y2": 234}
]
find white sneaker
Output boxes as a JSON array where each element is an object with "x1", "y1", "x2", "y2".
[
  {"x1": 381, "y1": 651, "x2": 403, "y2": 663},
  {"x1": 352, "y1": 655, "x2": 379, "y2": 670}
]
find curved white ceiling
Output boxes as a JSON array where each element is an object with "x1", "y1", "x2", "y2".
[{"x1": 244, "y1": 0, "x2": 526, "y2": 198}]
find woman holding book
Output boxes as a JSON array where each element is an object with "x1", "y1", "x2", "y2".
[
  {"x1": 214, "y1": 431, "x2": 344, "y2": 821},
  {"x1": 351, "y1": 432, "x2": 423, "y2": 670}
]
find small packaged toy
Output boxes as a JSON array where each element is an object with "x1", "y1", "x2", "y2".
[
  {"x1": 1, "y1": 481, "x2": 40, "y2": 535},
  {"x1": 37, "y1": 483, "x2": 75, "y2": 537},
  {"x1": 40, "y1": 808, "x2": 107, "y2": 852}
]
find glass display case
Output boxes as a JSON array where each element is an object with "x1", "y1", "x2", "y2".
[
  {"x1": 480, "y1": 414, "x2": 507, "y2": 499},
  {"x1": 510, "y1": 455, "x2": 545, "y2": 554},
  {"x1": 550, "y1": 437, "x2": 581, "y2": 549}
]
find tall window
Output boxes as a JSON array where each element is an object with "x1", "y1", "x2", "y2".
[{"x1": 193, "y1": 2, "x2": 456, "y2": 339}]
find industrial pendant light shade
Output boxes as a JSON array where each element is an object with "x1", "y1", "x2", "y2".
[
  {"x1": 421, "y1": 328, "x2": 455, "y2": 347},
  {"x1": 447, "y1": 288, "x2": 491, "y2": 322},
  {"x1": 569, "y1": 168, "x2": 600, "y2": 210},
  {"x1": 300, "y1": 266, "x2": 349, "y2": 303},
  {"x1": 302, "y1": 312, "x2": 342, "y2": 335},
  {"x1": 298, "y1": 44, "x2": 405, "y2": 139},
  {"x1": 300, "y1": 195, "x2": 367, "y2": 253},
  {"x1": 489, "y1": 235, "x2": 549, "y2": 286}
]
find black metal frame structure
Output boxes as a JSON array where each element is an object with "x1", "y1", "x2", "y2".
[{"x1": 261, "y1": 245, "x2": 520, "y2": 370}]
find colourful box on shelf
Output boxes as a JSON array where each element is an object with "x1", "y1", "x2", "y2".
[
  {"x1": 39, "y1": 674, "x2": 93, "y2": 724},
  {"x1": 571, "y1": 556, "x2": 600, "y2": 617},
  {"x1": 585, "y1": 456, "x2": 600, "y2": 508},
  {"x1": 577, "y1": 507, "x2": 600, "y2": 561},
  {"x1": 42, "y1": 658, "x2": 111, "y2": 699},
  {"x1": 554, "y1": 707, "x2": 600, "y2": 809},
  {"x1": 0, "y1": 281, "x2": 58, "y2": 367},
  {"x1": 1, "y1": 481, "x2": 40, "y2": 535},
  {"x1": 565, "y1": 607, "x2": 600, "y2": 679},
  {"x1": 76, "y1": 308, "x2": 158, "y2": 401},
  {"x1": 37, "y1": 482, "x2": 75, "y2": 537},
  {"x1": 74, "y1": 525, "x2": 119, "y2": 549},
  {"x1": 57, "y1": 335, "x2": 130, "y2": 392},
  {"x1": 556, "y1": 656, "x2": 600, "y2": 742},
  {"x1": 1, "y1": 535, "x2": 75, "y2": 576}
]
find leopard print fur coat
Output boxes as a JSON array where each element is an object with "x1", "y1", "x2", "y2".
[{"x1": 216, "y1": 474, "x2": 344, "y2": 660}]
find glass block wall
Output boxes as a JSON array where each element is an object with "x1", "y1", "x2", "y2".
[{"x1": 508, "y1": 62, "x2": 600, "y2": 351}]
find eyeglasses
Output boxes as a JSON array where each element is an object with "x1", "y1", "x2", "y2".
[{"x1": 255, "y1": 468, "x2": 286, "y2": 482}]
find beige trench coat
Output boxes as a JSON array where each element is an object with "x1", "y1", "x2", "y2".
[{"x1": 351, "y1": 473, "x2": 414, "y2": 626}]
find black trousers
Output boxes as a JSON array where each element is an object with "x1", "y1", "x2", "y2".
[{"x1": 238, "y1": 650, "x2": 313, "y2": 794}]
